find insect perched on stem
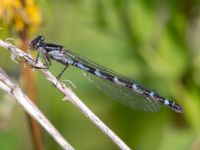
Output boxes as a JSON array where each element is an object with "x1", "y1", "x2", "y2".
[{"x1": 30, "y1": 35, "x2": 183, "y2": 113}]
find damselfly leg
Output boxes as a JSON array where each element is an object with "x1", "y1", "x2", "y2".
[{"x1": 56, "y1": 65, "x2": 69, "y2": 81}]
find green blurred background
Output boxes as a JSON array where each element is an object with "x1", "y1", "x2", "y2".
[{"x1": 0, "y1": 0, "x2": 200, "y2": 150}]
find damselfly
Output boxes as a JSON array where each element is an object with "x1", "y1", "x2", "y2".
[{"x1": 30, "y1": 35, "x2": 183, "y2": 113}]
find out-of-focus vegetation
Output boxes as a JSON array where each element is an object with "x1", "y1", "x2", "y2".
[{"x1": 0, "y1": 0, "x2": 200, "y2": 150}]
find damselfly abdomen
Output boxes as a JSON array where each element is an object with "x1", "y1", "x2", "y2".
[{"x1": 30, "y1": 35, "x2": 183, "y2": 113}]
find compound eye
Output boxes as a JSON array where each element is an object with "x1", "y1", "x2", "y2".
[
  {"x1": 41, "y1": 36, "x2": 45, "y2": 41},
  {"x1": 37, "y1": 35, "x2": 45, "y2": 42},
  {"x1": 30, "y1": 35, "x2": 45, "y2": 49}
]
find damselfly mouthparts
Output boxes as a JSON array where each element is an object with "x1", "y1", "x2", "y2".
[{"x1": 30, "y1": 35, "x2": 183, "y2": 113}]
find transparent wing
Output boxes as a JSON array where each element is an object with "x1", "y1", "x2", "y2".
[
  {"x1": 67, "y1": 50, "x2": 162, "y2": 112},
  {"x1": 85, "y1": 72, "x2": 162, "y2": 112},
  {"x1": 67, "y1": 50, "x2": 133, "y2": 77}
]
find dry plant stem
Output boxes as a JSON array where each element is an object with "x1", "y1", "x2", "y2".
[
  {"x1": 20, "y1": 36, "x2": 44, "y2": 150},
  {"x1": 0, "y1": 39, "x2": 131, "y2": 150},
  {"x1": 0, "y1": 68, "x2": 74, "y2": 150}
]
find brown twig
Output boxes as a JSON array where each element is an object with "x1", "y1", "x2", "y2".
[{"x1": 19, "y1": 32, "x2": 44, "y2": 150}]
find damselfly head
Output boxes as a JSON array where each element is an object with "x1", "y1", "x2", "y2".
[{"x1": 30, "y1": 35, "x2": 45, "y2": 49}]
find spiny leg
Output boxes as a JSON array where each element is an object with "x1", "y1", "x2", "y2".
[
  {"x1": 53, "y1": 64, "x2": 69, "y2": 86},
  {"x1": 35, "y1": 47, "x2": 43, "y2": 63},
  {"x1": 26, "y1": 47, "x2": 49, "y2": 69},
  {"x1": 56, "y1": 65, "x2": 69, "y2": 80},
  {"x1": 42, "y1": 51, "x2": 52, "y2": 67},
  {"x1": 30, "y1": 49, "x2": 51, "y2": 69},
  {"x1": 31, "y1": 51, "x2": 51, "y2": 69},
  {"x1": 46, "y1": 55, "x2": 51, "y2": 66},
  {"x1": 23, "y1": 55, "x2": 48, "y2": 69}
]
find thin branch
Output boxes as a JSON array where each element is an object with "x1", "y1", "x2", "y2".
[
  {"x1": 0, "y1": 39, "x2": 131, "y2": 150},
  {"x1": 0, "y1": 68, "x2": 74, "y2": 150}
]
